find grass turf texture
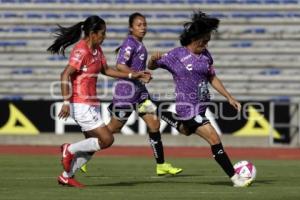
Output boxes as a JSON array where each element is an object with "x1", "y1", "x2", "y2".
[{"x1": 0, "y1": 155, "x2": 299, "y2": 200}]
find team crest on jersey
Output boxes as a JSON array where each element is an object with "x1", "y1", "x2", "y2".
[
  {"x1": 124, "y1": 46, "x2": 132, "y2": 61},
  {"x1": 81, "y1": 65, "x2": 88, "y2": 72},
  {"x1": 72, "y1": 50, "x2": 83, "y2": 61}
]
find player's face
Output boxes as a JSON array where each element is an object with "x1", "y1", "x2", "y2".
[
  {"x1": 93, "y1": 26, "x2": 106, "y2": 46},
  {"x1": 194, "y1": 33, "x2": 211, "y2": 54},
  {"x1": 130, "y1": 16, "x2": 147, "y2": 40}
]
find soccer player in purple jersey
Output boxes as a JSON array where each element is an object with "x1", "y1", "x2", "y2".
[
  {"x1": 148, "y1": 11, "x2": 252, "y2": 187},
  {"x1": 80, "y1": 13, "x2": 182, "y2": 176}
]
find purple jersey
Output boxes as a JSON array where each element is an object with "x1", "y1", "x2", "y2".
[
  {"x1": 156, "y1": 47, "x2": 216, "y2": 119},
  {"x1": 113, "y1": 35, "x2": 149, "y2": 106}
]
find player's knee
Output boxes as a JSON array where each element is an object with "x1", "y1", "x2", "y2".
[
  {"x1": 99, "y1": 135, "x2": 114, "y2": 149},
  {"x1": 209, "y1": 134, "x2": 221, "y2": 145},
  {"x1": 148, "y1": 120, "x2": 160, "y2": 132}
]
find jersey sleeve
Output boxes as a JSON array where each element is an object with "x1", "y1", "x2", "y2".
[
  {"x1": 117, "y1": 39, "x2": 135, "y2": 65},
  {"x1": 68, "y1": 48, "x2": 87, "y2": 70},
  {"x1": 156, "y1": 52, "x2": 173, "y2": 71},
  {"x1": 204, "y1": 49, "x2": 216, "y2": 77}
]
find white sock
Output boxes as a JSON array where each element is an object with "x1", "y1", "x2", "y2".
[
  {"x1": 62, "y1": 158, "x2": 77, "y2": 178},
  {"x1": 68, "y1": 138, "x2": 101, "y2": 154},
  {"x1": 71, "y1": 152, "x2": 93, "y2": 174},
  {"x1": 62, "y1": 152, "x2": 93, "y2": 178}
]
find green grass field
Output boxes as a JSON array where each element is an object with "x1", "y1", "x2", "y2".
[{"x1": 0, "y1": 155, "x2": 299, "y2": 200}]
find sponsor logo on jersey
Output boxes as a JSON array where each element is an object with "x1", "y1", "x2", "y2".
[
  {"x1": 180, "y1": 54, "x2": 192, "y2": 62},
  {"x1": 186, "y1": 64, "x2": 193, "y2": 71},
  {"x1": 139, "y1": 53, "x2": 145, "y2": 60}
]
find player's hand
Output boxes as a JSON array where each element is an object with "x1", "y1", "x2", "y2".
[
  {"x1": 150, "y1": 52, "x2": 162, "y2": 62},
  {"x1": 132, "y1": 71, "x2": 152, "y2": 83},
  {"x1": 58, "y1": 104, "x2": 70, "y2": 120},
  {"x1": 228, "y1": 97, "x2": 241, "y2": 112}
]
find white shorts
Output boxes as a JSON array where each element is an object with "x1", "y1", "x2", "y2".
[{"x1": 70, "y1": 103, "x2": 105, "y2": 132}]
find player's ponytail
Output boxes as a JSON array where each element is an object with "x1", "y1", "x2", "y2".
[
  {"x1": 47, "y1": 15, "x2": 106, "y2": 56},
  {"x1": 180, "y1": 11, "x2": 219, "y2": 46}
]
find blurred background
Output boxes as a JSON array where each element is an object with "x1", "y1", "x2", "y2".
[{"x1": 0, "y1": 0, "x2": 299, "y2": 147}]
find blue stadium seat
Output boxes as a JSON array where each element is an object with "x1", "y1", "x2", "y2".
[
  {"x1": 245, "y1": 0, "x2": 262, "y2": 3},
  {"x1": 147, "y1": 28, "x2": 157, "y2": 33},
  {"x1": 45, "y1": 13, "x2": 61, "y2": 19},
  {"x1": 47, "y1": 56, "x2": 67, "y2": 61},
  {"x1": 281, "y1": 0, "x2": 298, "y2": 4},
  {"x1": 11, "y1": 68, "x2": 33, "y2": 75},
  {"x1": 260, "y1": 68, "x2": 281, "y2": 75},
  {"x1": 0, "y1": 41, "x2": 27, "y2": 47},
  {"x1": 2, "y1": 0, "x2": 17, "y2": 3},
  {"x1": 0, "y1": 28, "x2": 9, "y2": 32},
  {"x1": 108, "y1": 28, "x2": 128, "y2": 33},
  {"x1": 119, "y1": 13, "x2": 130, "y2": 18},
  {"x1": 12, "y1": 27, "x2": 29, "y2": 32},
  {"x1": 264, "y1": 0, "x2": 280, "y2": 4},
  {"x1": 26, "y1": 13, "x2": 43, "y2": 19},
  {"x1": 254, "y1": 28, "x2": 266, "y2": 34},
  {"x1": 82, "y1": 13, "x2": 93, "y2": 18},
  {"x1": 169, "y1": 0, "x2": 185, "y2": 3},
  {"x1": 173, "y1": 13, "x2": 189, "y2": 18},
  {"x1": 19, "y1": 0, "x2": 32, "y2": 3},
  {"x1": 154, "y1": 41, "x2": 176, "y2": 48},
  {"x1": 206, "y1": 0, "x2": 221, "y2": 4},
  {"x1": 31, "y1": 27, "x2": 48, "y2": 32},
  {"x1": 94, "y1": 0, "x2": 112, "y2": 3},
  {"x1": 4, "y1": 13, "x2": 19, "y2": 18},
  {"x1": 156, "y1": 28, "x2": 182, "y2": 34},
  {"x1": 60, "y1": 0, "x2": 76, "y2": 3},
  {"x1": 115, "y1": 0, "x2": 130, "y2": 3},
  {"x1": 287, "y1": 12, "x2": 300, "y2": 18},
  {"x1": 225, "y1": 0, "x2": 246, "y2": 3},
  {"x1": 151, "y1": 0, "x2": 168, "y2": 3},
  {"x1": 78, "y1": 0, "x2": 93, "y2": 3},
  {"x1": 156, "y1": 14, "x2": 171, "y2": 18},
  {"x1": 34, "y1": 0, "x2": 58, "y2": 3},
  {"x1": 102, "y1": 41, "x2": 119, "y2": 47},
  {"x1": 64, "y1": 13, "x2": 80, "y2": 18},
  {"x1": 188, "y1": 0, "x2": 204, "y2": 3},
  {"x1": 210, "y1": 13, "x2": 228, "y2": 18},
  {"x1": 100, "y1": 13, "x2": 116, "y2": 19},
  {"x1": 231, "y1": 41, "x2": 252, "y2": 48},
  {"x1": 133, "y1": 0, "x2": 149, "y2": 3}
]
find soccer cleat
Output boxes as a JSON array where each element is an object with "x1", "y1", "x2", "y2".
[
  {"x1": 156, "y1": 162, "x2": 183, "y2": 176},
  {"x1": 61, "y1": 143, "x2": 74, "y2": 173},
  {"x1": 80, "y1": 164, "x2": 88, "y2": 173},
  {"x1": 231, "y1": 173, "x2": 253, "y2": 187},
  {"x1": 57, "y1": 174, "x2": 85, "y2": 188}
]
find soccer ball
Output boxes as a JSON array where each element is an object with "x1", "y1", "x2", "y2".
[{"x1": 233, "y1": 160, "x2": 257, "y2": 181}]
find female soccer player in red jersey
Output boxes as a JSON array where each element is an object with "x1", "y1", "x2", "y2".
[{"x1": 47, "y1": 15, "x2": 150, "y2": 188}]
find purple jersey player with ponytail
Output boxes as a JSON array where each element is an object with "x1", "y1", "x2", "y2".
[{"x1": 149, "y1": 11, "x2": 252, "y2": 187}]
